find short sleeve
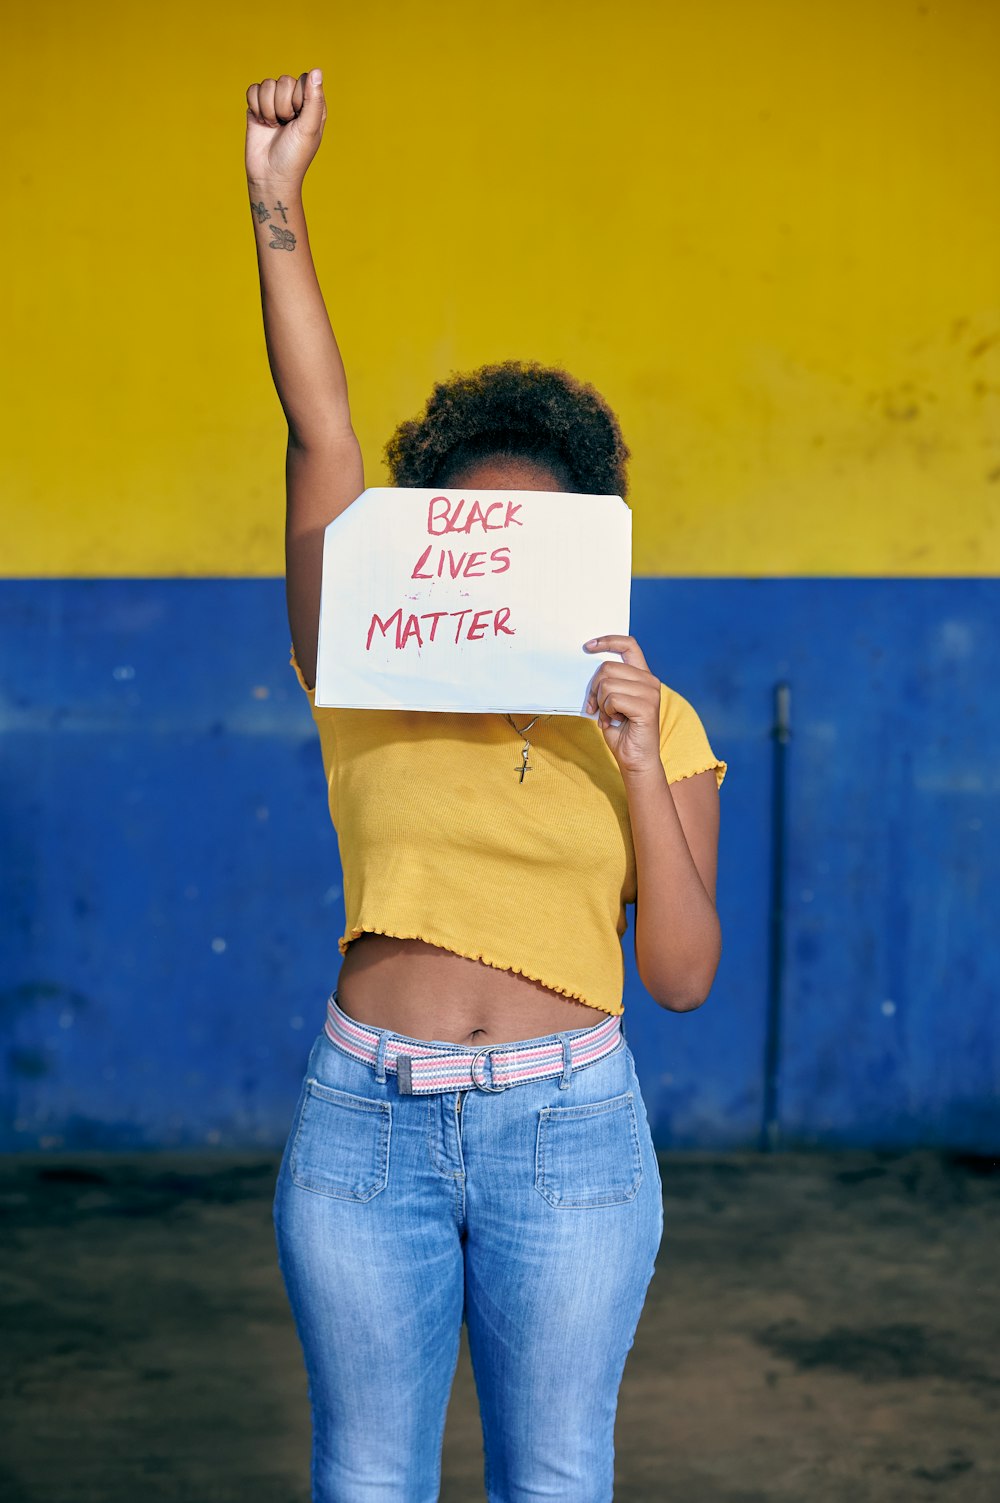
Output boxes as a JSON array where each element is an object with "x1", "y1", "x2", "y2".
[
  {"x1": 289, "y1": 641, "x2": 316, "y2": 700},
  {"x1": 658, "y1": 683, "x2": 727, "y2": 790}
]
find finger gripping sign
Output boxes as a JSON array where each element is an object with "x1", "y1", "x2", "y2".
[{"x1": 314, "y1": 488, "x2": 632, "y2": 713}]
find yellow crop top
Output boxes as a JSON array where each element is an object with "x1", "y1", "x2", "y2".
[{"x1": 289, "y1": 643, "x2": 727, "y2": 1016}]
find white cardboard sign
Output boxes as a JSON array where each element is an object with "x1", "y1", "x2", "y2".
[{"x1": 313, "y1": 487, "x2": 632, "y2": 714}]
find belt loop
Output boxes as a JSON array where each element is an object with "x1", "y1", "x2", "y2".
[
  {"x1": 559, "y1": 1033, "x2": 573, "y2": 1090},
  {"x1": 374, "y1": 1030, "x2": 388, "y2": 1084}
]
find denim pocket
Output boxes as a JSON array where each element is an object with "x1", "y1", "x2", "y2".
[
  {"x1": 534, "y1": 1089, "x2": 643, "y2": 1208},
  {"x1": 289, "y1": 1077, "x2": 391, "y2": 1201}
]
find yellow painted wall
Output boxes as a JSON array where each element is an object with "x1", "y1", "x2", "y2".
[{"x1": 5, "y1": 0, "x2": 999, "y2": 577}]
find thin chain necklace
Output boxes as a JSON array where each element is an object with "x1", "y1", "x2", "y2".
[{"x1": 502, "y1": 713, "x2": 550, "y2": 783}]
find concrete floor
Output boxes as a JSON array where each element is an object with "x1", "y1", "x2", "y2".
[{"x1": 1, "y1": 1149, "x2": 998, "y2": 1502}]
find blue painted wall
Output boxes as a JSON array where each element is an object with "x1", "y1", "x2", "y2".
[{"x1": 1, "y1": 577, "x2": 996, "y2": 1151}]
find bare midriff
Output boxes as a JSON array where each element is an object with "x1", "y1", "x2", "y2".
[{"x1": 335, "y1": 933, "x2": 604, "y2": 1046}]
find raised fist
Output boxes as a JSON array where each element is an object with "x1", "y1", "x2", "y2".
[{"x1": 245, "y1": 69, "x2": 327, "y2": 187}]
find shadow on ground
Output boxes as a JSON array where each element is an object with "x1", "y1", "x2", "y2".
[{"x1": 1, "y1": 1150, "x2": 998, "y2": 1501}]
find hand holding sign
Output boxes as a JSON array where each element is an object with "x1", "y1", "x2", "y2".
[
  {"x1": 584, "y1": 634, "x2": 664, "y2": 775},
  {"x1": 314, "y1": 487, "x2": 632, "y2": 713}
]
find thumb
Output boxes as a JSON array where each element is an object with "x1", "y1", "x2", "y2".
[{"x1": 299, "y1": 67, "x2": 325, "y2": 128}]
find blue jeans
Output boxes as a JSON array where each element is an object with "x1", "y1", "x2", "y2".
[{"x1": 272, "y1": 1004, "x2": 664, "y2": 1502}]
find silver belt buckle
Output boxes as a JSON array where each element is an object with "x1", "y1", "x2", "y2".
[{"x1": 470, "y1": 1043, "x2": 508, "y2": 1092}]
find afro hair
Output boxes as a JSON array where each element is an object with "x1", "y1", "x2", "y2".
[{"x1": 383, "y1": 359, "x2": 630, "y2": 499}]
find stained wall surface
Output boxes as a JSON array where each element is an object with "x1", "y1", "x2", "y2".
[{"x1": 2, "y1": 0, "x2": 997, "y2": 1148}]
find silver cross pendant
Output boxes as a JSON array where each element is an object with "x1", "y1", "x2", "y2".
[{"x1": 518, "y1": 743, "x2": 532, "y2": 783}]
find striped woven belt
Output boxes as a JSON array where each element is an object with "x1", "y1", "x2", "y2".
[{"x1": 323, "y1": 991, "x2": 624, "y2": 1095}]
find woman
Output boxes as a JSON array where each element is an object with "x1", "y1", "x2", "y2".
[{"x1": 247, "y1": 67, "x2": 727, "y2": 1503}]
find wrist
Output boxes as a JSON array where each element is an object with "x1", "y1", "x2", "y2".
[
  {"x1": 247, "y1": 176, "x2": 304, "y2": 199},
  {"x1": 620, "y1": 759, "x2": 668, "y2": 794}
]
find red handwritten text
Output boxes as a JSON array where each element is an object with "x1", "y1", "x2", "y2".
[
  {"x1": 427, "y1": 496, "x2": 523, "y2": 535},
  {"x1": 410, "y1": 546, "x2": 510, "y2": 580},
  {"x1": 366, "y1": 607, "x2": 516, "y2": 651}
]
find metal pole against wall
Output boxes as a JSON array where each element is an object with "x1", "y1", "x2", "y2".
[{"x1": 760, "y1": 680, "x2": 791, "y2": 1152}]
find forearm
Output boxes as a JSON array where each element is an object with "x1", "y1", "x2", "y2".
[
  {"x1": 623, "y1": 765, "x2": 721, "y2": 1010},
  {"x1": 247, "y1": 176, "x2": 355, "y2": 446}
]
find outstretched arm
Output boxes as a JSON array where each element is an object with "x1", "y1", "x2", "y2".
[{"x1": 245, "y1": 67, "x2": 364, "y2": 688}]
